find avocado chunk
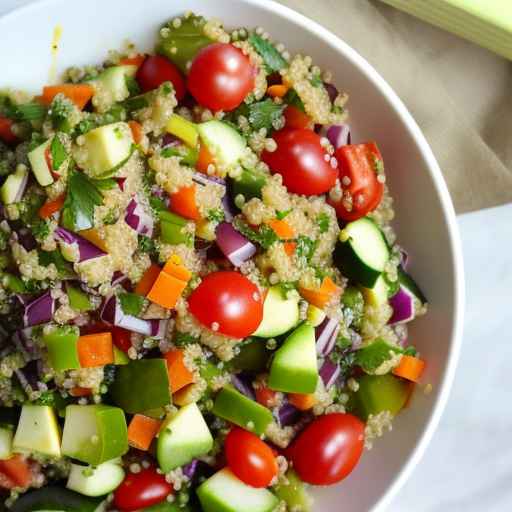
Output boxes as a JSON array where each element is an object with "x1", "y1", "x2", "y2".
[
  {"x1": 110, "y1": 359, "x2": 171, "y2": 414},
  {"x1": 253, "y1": 286, "x2": 300, "y2": 338},
  {"x1": 268, "y1": 323, "x2": 318, "y2": 394},
  {"x1": 212, "y1": 385, "x2": 272, "y2": 436},
  {"x1": 28, "y1": 140, "x2": 53, "y2": 186},
  {"x1": 197, "y1": 468, "x2": 279, "y2": 512},
  {"x1": 67, "y1": 458, "x2": 125, "y2": 497},
  {"x1": 61, "y1": 405, "x2": 128, "y2": 465},
  {"x1": 274, "y1": 469, "x2": 313, "y2": 512},
  {"x1": 93, "y1": 65, "x2": 138, "y2": 103},
  {"x1": 13, "y1": 405, "x2": 61, "y2": 457},
  {"x1": 157, "y1": 403, "x2": 213, "y2": 473},
  {"x1": 42, "y1": 325, "x2": 81, "y2": 372},
  {"x1": 197, "y1": 121, "x2": 246, "y2": 167},
  {"x1": 81, "y1": 122, "x2": 133, "y2": 177},
  {"x1": 0, "y1": 425, "x2": 13, "y2": 460},
  {"x1": 1, "y1": 165, "x2": 28, "y2": 205}
]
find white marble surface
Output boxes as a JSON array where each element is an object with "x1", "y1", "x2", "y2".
[{"x1": 1, "y1": 1, "x2": 511, "y2": 510}]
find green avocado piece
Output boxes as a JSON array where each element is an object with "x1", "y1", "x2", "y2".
[
  {"x1": 157, "y1": 403, "x2": 213, "y2": 472},
  {"x1": 212, "y1": 385, "x2": 272, "y2": 436},
  {"x1": 110, "y1": 359, "x2": 171, "y2": 414},
  {"x1": 13, "y1": 405, "x2": 61, "y2": 457},
  {"x1": 61, "y1": 405, "x2": 128, "y2": 465},
  {"x1": 42, "y1": 325, "x2": 81, "y2": 372},
  {"x1": 274, "y1": 469, "x2": 313, "y2": 512},
  {"x1": 268, "y1": 323, "x2": 318, "y2": 394},
  {"x1": 67, "y1": 458, "x2": 125, "y2": 497},
  {"x1": 1, "y1": 165, "x2": 29, "y2": 205}
]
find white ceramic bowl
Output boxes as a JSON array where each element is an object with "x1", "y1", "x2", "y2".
[{"x1": 0, "y1": 1, "x2": 464, "y2": 510}]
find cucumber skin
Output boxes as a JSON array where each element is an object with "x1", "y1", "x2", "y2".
[
  {"x1": 10, "y1": 487, "x2": 102, "y2": 512},
  {"x1": 333, "y1": 240, "x2": 382, "y2": 288}
]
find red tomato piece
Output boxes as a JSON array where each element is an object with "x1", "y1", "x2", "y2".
[
  {"x1": 328, "y1": 142, "x2": 384, "y2": 222},
  {"x1": 0, "y1": 117, "x2": 18, "y2": 145},
  {"x1": 225, "y1": 427, "x2": 278, "y2": 488},
  {"x1": 188, "y1": 271, "x2": 263, "y2": 338},
  {"x1": 113, "y1": 466, "x2": 172, "y2": 512},
  {"x1": 255, "y1": 386, "x2": 278, "y2": 408},
  {"x1": 0, "y1": 455, "x2": 32, "y2": 489},
  {"x1": 112, "y1": 326, "x2": 132, "y2": 353},
  {"x1": 283, "y1": 105, "x2": 311, "y2": 130},
  {"x1": 262, "y1": 128, "x2": 338, "y2": 196},
  {"x1": 136, "y1": 55, "x2": 186, "y2": 100},
  {"x1": 187, "y1": 43, "x2": 255, "y2": 111},
  {"x1": 286, "y1": 413, "x2": 365, "y2": 485}
]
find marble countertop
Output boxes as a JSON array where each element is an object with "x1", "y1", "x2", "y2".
[{"x1": 1, "y1": 1, "x2": 510, "y2": 511}]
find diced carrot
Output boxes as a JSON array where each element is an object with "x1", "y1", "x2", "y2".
[
  {"x1": 0, "y1": 117, "x2": 18, "y2": 144},
  {"x1": 299, "y1": 276, "x2": 340, "y2": 309},
  {"x1": 128, "y1": 414, "x2": 162, "y2": 451},
  {"x1": 196, "y1": 142, "x2": 215, "y2": 174},
  {"x1": 38, "y1": 194, "x2": 66, "y2": 219},
  {"x1": 135, "y1": 264, "x2": 162, "y2": 296},
  {"x1": 0, "y1": 455, "x2": 32, "y2": 489},
  {"x1": 169, "y1": 185, "x2": 201, "y2": 221},
  {"x1": 283, "y1": 105, "x2": 311, "y2": 130},
  {"x1": 69, "y1": 386, "x2": 92, "y2": 397},
  {"x1": 164, "y1": 349, "x2": 195, "y2": 393},
  {"x1": 266, "y1": 219, "x2": 296, "y2": 256},
  {"x1": 41, "y1": 84, "x2": 94, "y2": 110},
  {"x1": 77, "y1": 332, "x2": 114, "y2": 368},
  {"x1": 266, "y1": 84, "x2": 289, "y2": 98},
  {"x1": 79, "y1": 228, "x2": 108, "y2": 252},
  {"x1": 128, "y1": 120, "x2": 143, "y2": 145},
  {"x1": 162, "y1": 256, "x2": 192, "y2": 282},
  {"x1": 393, "y1": 355, "x2": 425, "y2": 383},
  {"x1": 147, "y1": 271, "x2": 188, "y2": 310},
  {"x1": 288, "y1": 392, "x2": 317, "y2": 411},
  {"x1": 255, "y1": 386, "x2": 278, "y2": 408},
  {"x1": 119, "y1": 54, "x2": 146, "y2": 67}
]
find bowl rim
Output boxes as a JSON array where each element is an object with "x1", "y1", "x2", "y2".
[{"x1": 0, "y1": 0, "x2": 465, "y2": 509}]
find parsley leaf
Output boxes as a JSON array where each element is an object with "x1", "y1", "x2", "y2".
[
  {"x1": 207, "y1": 208, "x2": 225, "y2": 223},
  {"x1": 38, "y1": 250, "x2": 74, "y2": 278},
  {"x1": 174, "y1": 332, "x2": 200, "y2": 347},
  {"x1": 233, "y1": 99, "x2": 285, "y2": 132},
  {"x1": 317, "y1": 212, "x2": 330, "y2": 233},
  {"x1": 50, "y1": 135, "x2": 67, "y2": 171},
  {"x1": 233, "y1": 218, "x2": 278, "y2": 249},
  {"x1": 283, "y1": 89, "x2": 305, "y2": 112},
  {"x1": 276, "y1": 209, "x2": 291, "y2": 220},
  {"x1": 61, "y1": 170, "x2": 103, "y2": 232},
  {"x1": 31, "y1": 219, "x2": 51, "y2": 241},
  {"x1": 310, "y1": 73, "x2": 323, "y2": 88},
  {"x1": 249, "y1": 34, "x2": 287, "y2": 72},
  {"x1": 119, "y1": 292, "x2": 145, "y2": 316},
  {"x1": 138, "y1": 235, "x2": 157, "y2": 255},
  {"x1": 295, "y1": 235, "x2": 317, "y2": 263},
  {"x1": 49, "y1": 96, "x2": 74, "y2": 133},
  {"x1": 125, "y1": 75, "x2": 140, "y2": 96},
  {"x1": 92, "y1": 178, "x2": 118, "y2": 191}
]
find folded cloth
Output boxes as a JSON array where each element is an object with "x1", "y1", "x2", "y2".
[{"x1": 277, "y1": 0, "x2": 512, "y2": 213}]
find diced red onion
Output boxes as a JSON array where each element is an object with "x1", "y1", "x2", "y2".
[
  {"x1": 192, "y1": 171, "x2": 226, "y2": 187},
  {"x1": 231, "y1": 373, "x2": 255, "y2": 401},
  {"x1": 215, "y1": 222, "x2": 256, "y2": 267},
  {"x1": 315, "y1": 317, "x2": 340, "y2": 356},
  {"x1": 276, "y1": 402, "x2": 301, "y2": 427},
  {"x1": 183, "y1": 460, "x2": 199, "y2": 480},
  {"x1": 319, "y1": 359, "x2": 341, "y2": 389},
  {"x1": 13, "y1": 170, "x2": 29, "y2": 203},
  {"x1": 221, "y1": 194, "x2": 236, "y2": 223},
  {"x1": 54, "y1": 227, "x2": 106, "y2": 262},
  {"x1": 323, "y1": 82, "x2": 338, "y2": 103},
  {"x1": 23, "y1": 291, "x2": 55, "y2": 327},
  {"x1": 162, "y1": 133, "x2": 181, "y2": 147},
  {"x1": 388, "y1": 285, "x2": 416, "y2": 325},
  {"x1": 125, "y1": 197, "x2": 154, "y2": 237},
  {"x1": 349, "y1": 329, "x2": 363, "y2": 351},
  {"x1": 13, "y1": 328, "x2": 37, "y2": 355},
  {"x1": 325, "y1": 124, "x2": 351, "y2": 150},
  {"x1": 150, "y1": 319, "x2": 168, "y2": 338}
]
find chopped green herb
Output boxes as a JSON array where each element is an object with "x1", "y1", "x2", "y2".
[
  {"x1": 138, "y1": 235, "x2": 157, "y2": 255},
  {"x1": 372, "y1": 155, "x2": 384, "y2": 174},
  {"x1": 61, "y1": 170, "x2": 103, "y2": 232},
  {"x1": 38, "y1": 250, "x2": 73, "y2": 278},
  {"x1": 248, "y1": 34, "x2": 287, "y2": 72},
  {"x1": 161, "y1": 145, "x2": 198, "y2": 166},
  {"x1": 403, "y1": 346, "x2": 418, "y2": 357},
  {"x1": 310, "y1": 73, "x2": 323, "y2": 88},
  {"x1": 276, "y1": 209, "x2": 291, "y2": 220},
  {"x1": 50, "y1": 135, "x2": 67, "y2": 171},
  {"x1": 102, "y1": 364, "x2": 117, "y2": 387},
  {"x1": 295, "y1": 235, "x2": 317, "y2": 263},
  {"x1": 123, "y1": 95, "x2": 149, "y2": 113},
  {"x1": 49, "y1": 96, "x2": 74, "y2": 133},
  {"x1": 31, "y1": 219, "x2": 50, "y2": 241},
  {"x1": 354, "y1": 339, "x2": 402, "y2": 374},
  {"x1": 18, "y1": 188, "x2": 45, "y2": 225},
  {"x1": 207, "y1": 208, "x2": 224, "y2": 223},
  {"x1": 317, "y1": 212, "x2": 330, "y2": 233},
  {"x1": 174, "y1": 332, "x2": 200, "y2": 347},
  {"x1": 28, "y1": 133, "x2": 47, "y2": 152},
  {"x1": 283, "y1": 89, "x2": 305, "y2": 112},
  {"x1": 234, "y1": 218, "x2": 278, "y2": 250},
  {"x1": 92, "y1": 178, "x2": 118, "y2": 191},
  {"x1": 335, "y1": 332, "x2": 353, "y2": 351},
  {"x1": 125, "y1": 75, "x2": 140, "y2": 96},
  {"x1": 278, "y1": 281, "x2": 297, "y2": 299},
  {"x1": 101, "y1": 208, "x2": 118, "y2": 225},
  {"x1": 119, "y1": 292, "x2": 145, "y2": 316},
  {"x1": 237, "y1": 98, "x2": 285, "y2": 132}
]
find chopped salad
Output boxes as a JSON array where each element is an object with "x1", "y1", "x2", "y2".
[{"x1": 0, "y1": 12, "x2": 428, "y2": 512}]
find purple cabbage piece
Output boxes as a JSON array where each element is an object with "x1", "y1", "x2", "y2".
[
  {"x1": 192, "y1": 171, "x2": 226, "y2": 187},
  {"x1": 231, "y1": 373, "x2": 256, "y2": 401},
  {"x1": 125, "y1": 197, "x2": 154, "y2": 237},
  {"x1": 325, "y1": 124, "x2": 351, "y2": 150},
  {"x1": 216, "y1": 222, "x2": 257, "y2": 267},
  {"x1": 54, "y1": 227, "x2": 106, "y2": 262},
  {"x1": 388, "y1": 286, "x2": 415, "y2": 325},
  {"x1": 23, "y1": 291, "x2": 55, "y2": 327}
]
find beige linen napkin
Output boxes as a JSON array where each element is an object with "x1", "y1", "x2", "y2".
[{"x1": 277, "y1": 0, "x2": 512, "y2": 213}]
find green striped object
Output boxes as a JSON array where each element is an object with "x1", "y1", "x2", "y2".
[{"x1": 380, "y1": 0, "x2": 512, "y2": 60}]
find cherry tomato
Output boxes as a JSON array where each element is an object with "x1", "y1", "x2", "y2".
[
  {"x1": 112, "y1": 326, "x2": 132, "y2": 353},
  {"x1": 255, "y1": 386, "x2": 278, "y2": 408},
  {"x1": 225, "y1": 427, "x2": 278, "y2": 488},
  {"x1": 113, "y1": 466, "x2": 172, "y2": 512},
  {"x1": 262, "y1": 128, "x2": 338, "y2": 196},
  {"x1": 0, "y1": 117, "x2": 17, "y2": 145},
  {"x1": 188, "y1": 271, "x2": 263, "y2": 338},
  {"x1": 328, "y1": 142, "x2": 384, "y2": 222},
  {"x1": 136, "y1": 55, "x2": 186, "y2": 100},
  {"x1": 283, "y1": 105, "x2": 311, "y2": 130},
  {"x1": 187, "y1": 43, "x2": 255, "y2": 111},
  {"x1": 286, "y1": 413, "x2": 365, "y2": 485}
]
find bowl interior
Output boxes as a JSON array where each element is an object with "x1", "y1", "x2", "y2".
[{"x1": 0, "y1": 1, "x2": 463, "y2": 510}]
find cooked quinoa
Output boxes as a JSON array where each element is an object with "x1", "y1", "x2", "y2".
[{"x1": 0, "y1": 11, "x2": 428, "y2": 512}]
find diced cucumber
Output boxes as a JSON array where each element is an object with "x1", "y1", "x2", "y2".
[
  {"x1": 66, "y1": 285, "x2": 93, "y2": 312},
  {"x1": 28, "y1": 140, "x2": 53, "y2": 186},
  {"x1": 197, "y1": 468, "x2": 279, "y2": 512},
  {"x1": 67, "y1": 458, "x2": 125, "y2": 497},
  {"x1": 212, "y1": 385, "x2": 273, "y2": 436},
  {"x1": 157, "y1": 403, "x2": 213, "y2": 472},
  {"x1": 81, "y1": 122, "x2": 133, "y2": 177},
  {"x1": 94, "y1": 65, "x2": 138, "y2": 103},
  {"x1": 334, "y1": 217, "x2": 389, "y2": 288},
  {"x1": 230, "y1": 339, "x2": 270, "y2": 373},
  {"x1": 166, "y1": 114, "x2": 198, "y2": 148},
  {"x1": 354, "y1": 338, "x2": 402, "y2": 375},
  {"x1": 110, "y1": 359, "x2": 171, "y2": 414},
  {"x1": 61, "y1": 405, "x2": 128, "y2": 465},
  {"x1": 0, "y1": 425, "x2": 13, "y2": 460},
  {"x1": 253, "y1": 286, "x2": 300, "y2": 338},
  {"x1": 1, "y1": 165, "x2": 28, "y2": 204},
  {"x1": 42, "y1": 325, "x2": 81, "y2": 372},
  {"x1": 399, "y1": 267, "x2": 427, "y2": 304},
  {"x1": 274, "y1": 469, "x2": 313, "y2": 512},
  {"x1": 268, "y1": 323, "x2": 318, "y2": 394},
  {"x1": 13, "y1": 405, "x2": 61, "y2": 457},
  {"x1": 361, "y1": 274, "x2": 389, "y2": 307},
  {"x1": 197, "y1": 121, "x2": 246, "y2": 167},
  {"x1": 229, "y1": 168, "x2": 266, "y2": 203}
]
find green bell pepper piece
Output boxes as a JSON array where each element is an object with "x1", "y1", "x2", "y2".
[
  {"x1": 354, "y1": 338, "x2": 402, "y2": 375},
  {"x1": 159, "y1": 210, "x2": 193, "y2": 246},
  {"x1": 1, "y1": 272, "x2": 26, "y2": 293},
  {"x1": 66, "y1": 285, "x2": 93, "y2": 312},
  {"x1": 161, "y1": 145, "x2": 198, "y2": 166},
  {"x1": 42, "y1": 326, "x2": 81, "y2": 371},
  {"x1": 230, "y1": 339, "x2": 270, "y2": 373},
  {"x1": 230, "y1": 169, "x2": 267, "y2": 203}
]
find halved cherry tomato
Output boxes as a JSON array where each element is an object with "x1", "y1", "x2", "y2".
[
  {"x1": 187, "y1": 43, "x2": 254, "y2": 111},
  {"x1": 0, "y1": 455, "x2": 32, "y2": 489},
  {"x1": 225, "y1": 427, "x2": 278, "y2": 488},
  {"x1": 113, "y1": 466, "x2": 172, "y2": 512},
  {"x1": 283, "y1": 105, "x2": 311, "y2": 129},
  {"x1": 328, "y1": 142, "x2": 384, "y2": 222},
  {"x1": 112, "y1": 326, "x2": 132, "y2": 353},
  {"x1": 188, "y1": 271, "x2": 263, "y2": 338},
  {"x1": 0, "y1": 117, "x2": 18, "y2": 145},
  {"x1": 136, "y1": 55, "x2": 185, "y2": 100},
  {"x1": 262, "y1": 128, "x2": 337, "y2": 196},
  {"x1": 286, "y1": 413, "x2": 364, "y2": 485},
  {"x1": 255, "y1": 386, "x2": 278, "y2": 408}
]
